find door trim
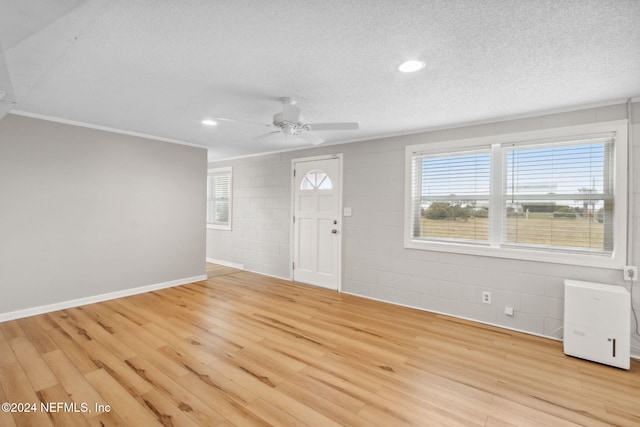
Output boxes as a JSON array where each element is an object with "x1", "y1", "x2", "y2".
[{"x1": 290, "y1": 153, "x2": 343, "y2": 291}]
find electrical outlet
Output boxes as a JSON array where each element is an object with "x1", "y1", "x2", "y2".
[
  {"x1": 482, "y1": 291, "x2": 491, "y2": 304},
  {"x1": 623, "y1": 266, "x2": 637, "y2": 281}
]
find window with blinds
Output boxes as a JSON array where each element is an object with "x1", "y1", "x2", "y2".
[
  {"x1": 404, "y1": 121, "x2": 628, "y2": 267},
  {"x1": 503, "y1": 137, "x2": 614, "y2": 254},
  {"x1": 410, "y1": 149, "x2": 491, "y2": 244},
  {"x1": 207, "y1": 167, "x2": 232, "y2": 230}
]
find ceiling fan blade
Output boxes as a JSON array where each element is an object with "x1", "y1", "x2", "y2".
[
  {"x1": 281, "y1": 103, "x2": 301, "y2": 124},
  {"x1": 306, "y1": 122, "x2": 359, "y2": 131},
  {"x1": 298, "y1": 132, "x2": 325, "y2": 146},
  {"x1": 214, "y1": 117, "x2": 273, "y2": 128},
  {"x1": 250, "y1": 130, "x2": 281, "y2": 141}
]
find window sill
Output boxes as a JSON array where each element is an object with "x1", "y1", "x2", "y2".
[
  {"x1": 404, "y1": 238, "x2": 623, "y2": 270},
  {"x1": 207, "y1": 224, "x2": 231, "y2": 231}
]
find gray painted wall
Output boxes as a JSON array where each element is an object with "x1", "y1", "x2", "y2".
[
  {"x1": 0, "y1": 114, "x2": 207, "y2": 315},
  {"x1": 207, "y1": 102, "x2": 640, "y2": 357}
]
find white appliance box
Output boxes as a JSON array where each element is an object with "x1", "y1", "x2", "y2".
[{"x1": 564, "y1": 279, "x2": 630, "y2": 369}]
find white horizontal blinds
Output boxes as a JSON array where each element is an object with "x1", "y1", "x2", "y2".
[
  {"x1": 207, "y1": 170, "x2": 231, "y2": 225},
  {"x1": 502, "y1": 135, "x2": 615, "y2": 254},
  {"x1": 411, "y1": 148, "x2": 491, "y2": 243}
]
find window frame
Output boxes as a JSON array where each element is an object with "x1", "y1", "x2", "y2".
[
  {"x1": 207, "y1": 166, "x2": 232, "y2": 231},
  {"x1": 403, "y1": 120, "x2": 628, "y2": 269}
]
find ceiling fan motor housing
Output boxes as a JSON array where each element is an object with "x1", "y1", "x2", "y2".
[{"x1": 273, "y1": 112, "x2": 304, "y2": 135}]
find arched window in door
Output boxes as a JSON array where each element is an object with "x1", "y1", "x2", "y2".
[{"x1": 300, "y1": 169, "x2": 333, "y2": 190}]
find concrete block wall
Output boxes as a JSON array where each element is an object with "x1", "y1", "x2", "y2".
[
  {"x1": 207, "y1": 102, "x2": 640, "y2": 357},
  {"x1": 207, "y1": 153, "x2": 293, "y2": 278}
]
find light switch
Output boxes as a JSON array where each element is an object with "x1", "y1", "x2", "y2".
[{"x1": 343, "y1": 207, "x2": 352, "y2": 217}]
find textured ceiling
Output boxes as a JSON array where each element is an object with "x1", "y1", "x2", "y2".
[{"x1": 1, "y1": 0, "x2": 639, "y2": 160}]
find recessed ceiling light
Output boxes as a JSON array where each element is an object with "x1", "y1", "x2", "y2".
[
  {"x1": 398, "y1": 60, "x2": 426, "y2": 73},
  {"x1": 201, "y1": 119, "x2": 217, "y2": 126}
]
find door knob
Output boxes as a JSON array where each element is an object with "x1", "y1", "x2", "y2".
[{"x1": 331, "y1": 229, "x2": 338, "y2": 234}]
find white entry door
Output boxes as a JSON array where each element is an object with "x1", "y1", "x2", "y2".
[{"x1": 293, "y1": 156, "x2": 341, "y2": 290}]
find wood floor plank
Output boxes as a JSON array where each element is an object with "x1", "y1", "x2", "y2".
[
  {"x1": 274, "y1": 372, "x2": 367, "y2": 422},
  {"x1": 0, "y1": 320, "x2": 26, "y2": 341},
  {"x1": 0, "y1": 377, "x2": 18, "y2": 427},
  {"x1": 486, "y1": 395, "x2": 596, "y2": 427},
  {"x1": 494, "y1": 377, "x2": 617, "y2": 427},
  {"x1": 36, "y1": 384, "x2": 92, "y2": 427},
  {"x1": 124, "y1": 355, "x2": 226, "y2": 426},
  {"x1": 144, "y1": 323, "x2": 217, "y2": 366},
  {"x1": 85, "y1": 411, "x2": 129, "y2": 427},
  {"x1": 9, "y1": 337, "x2": 59, "y2": 391},
  {"x1": 81, "y1": 339, "x2": 153, "y2": 397},
  {"x1": 1, "y1": 263, "x2": 638, "y2": 427},
  {"x1": 174, "y1": 372, "x2": 268, "y2": 427},
  {"x1": 44, "y1": 326, "x2": 101, "y2": 375},
  {"x1": 114, "y1": 333, "x2": 190, "y2": 379},
  {"x1": 0, "y1": 327, "x2": 17, "y2": 366},
  {"x1": 202, "y1": 351, "x2": 343, "y2": 427},
  {"x1": 41, "y1": 350, "x2": 107, "y2": 414},
  {"x1": 32, "y1": 313, "x2": 59, "y2": 332},
  {"x1": 375, "y1": 384, "x2": 488, "y2": 426},
  {"x1": 15, "y1": 317, "x2": 58, "y2": 354},
  {"x1": 357, "y1": 402, "x2": 427, "y2": 427},
  {"x1": 118, "y1": 296, "x2": 196, "y2": 339},
  {"x1": 102, "y1": 299, "x2": 152, "y2": 327},
  {"x1": 138, "y1": 389, "x2": 202, "y2": 427},
  {"x1": 71, "y1": 307, "x2": 138, "y2": 361},
  {"x1": 0, "y1": 362, "x2": 55, "y2": 427},
  {"x1": 244, "y1": 399, "x2": 308, "y2": 427},
  {"x1": 167, "y1": 349, "x2": 261, "y2": 410},
  {"x1": 84, "y1": 368, "x2": 162, "y2": 427},
  {"x1": 604, "y1": 399, "x2": 640, "y2": 427},
  {"x1": 48, "y1": 311, "x2": 93, "y2": 346}
]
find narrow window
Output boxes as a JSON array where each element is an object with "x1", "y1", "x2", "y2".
[{"x1": 207, "y1": 167, "x2": 232, "y2": 230}]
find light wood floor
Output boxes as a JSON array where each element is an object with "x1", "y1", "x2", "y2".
[{"x1": 1, "y1": 264, "x2": 639, "y2": 426}]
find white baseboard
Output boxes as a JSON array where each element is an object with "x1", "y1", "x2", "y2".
[
  {"x1": 0, "y1": 275, "x2": 207, "y2": 323},
  {"x1": 243, "y1": 267, "x2": 291, "y2": 282},
  {"x1": 206, "y1": 258, "x2": 244, "y2": 269}
]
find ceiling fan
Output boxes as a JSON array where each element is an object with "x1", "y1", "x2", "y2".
[{"x1": 215, "y1": 97, "x2": 359, "y2": 145}]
